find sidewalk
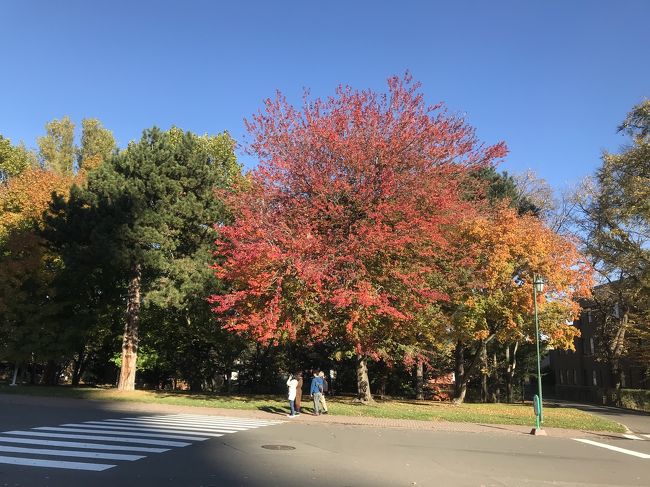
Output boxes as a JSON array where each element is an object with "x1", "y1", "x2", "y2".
[{"x1": 0, "y1": 392, "x2": 616, "y2": 440}]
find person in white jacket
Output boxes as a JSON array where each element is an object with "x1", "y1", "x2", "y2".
[{"x1": 286, "y1": 373, "x2": 299, "y2": 417}]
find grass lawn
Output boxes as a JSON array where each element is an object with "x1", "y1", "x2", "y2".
[{"x1": 0, "y1": 385, "x2": 625, "y2": 432}]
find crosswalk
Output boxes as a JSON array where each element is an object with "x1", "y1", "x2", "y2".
[{"x1": 0, "y1": 413, "x2": 282, "y2": 471}]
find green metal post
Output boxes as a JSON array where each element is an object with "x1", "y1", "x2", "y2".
[{"x1": 533, "y1": 274, "x2": 543, "y2": 424}]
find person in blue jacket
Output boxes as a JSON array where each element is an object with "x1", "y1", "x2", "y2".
[{"x1": 309, "y1": 369, "x2": 323, "y2": 415}]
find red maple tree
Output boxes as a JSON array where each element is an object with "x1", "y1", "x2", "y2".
[{"x1": 210, "y1": 74, "x2": 507, "y2": 401}]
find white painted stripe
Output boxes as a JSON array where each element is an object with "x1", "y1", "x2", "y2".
[
  {"x1": 112, "y1": 418, "x2": 253, "y2": 430},
  {"x1": 0, "y1": 455, "x2": 114, "y2": 471},
  {"x1": 0, "y1": 436, "x2": 168, "y2": 453},
  {"x1": 573, "y1": 439, "x2": 650, "y2": 459},
  {"x1": 643, "y1": 434, "x2": 650, "y2": 439},
  {"x1": 97, "y1": 420, "x2": 239, "y2": 434},
  {"x1": 623, "y1": 434, "x2": 642, "y2": 440},
  {"x1": 39, "y1": 427, "x2": 209, "y2": 442},
  {"x1": 71, "y1": 423, "x2": 224, "y2": 438},
  {"x1": 133, "y1": 416, "x2": 269, "y2": 427},
  {"x1": 134, "y1": 420, "x2": 257, "y2": 429},
  {"x1": 133, "y1": 414, "x2": 273, "y2": 425},
  {"x1": 171, "y1": 414, "x2": 281, "y2": 424},
  {"x1": 138, "y1": 415, "x2": 278, "y2": 426},
  {"x1": 4, "y1": 431, "x2": 189, "y2": 447},
  {"x1": 0, "y1": 445, "x2": 144, "y2": 461}
]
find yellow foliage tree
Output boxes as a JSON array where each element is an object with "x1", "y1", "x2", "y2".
[
  {"x1": 451, "y1": 206, "x2": 592, "y2": 402},
  {"x1": 0, "y1": 168, "x2": 77, "y2": 241}
]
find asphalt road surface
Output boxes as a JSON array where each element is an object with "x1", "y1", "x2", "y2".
[
  {"x1": 1, "y1": 395, "x2": 649, "y2": 487},
  {"x1": 550, "y1": 399, "x2": 650, "y2": 437}
]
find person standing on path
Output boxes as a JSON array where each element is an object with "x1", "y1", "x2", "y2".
[
  {"x1": 294, "y1": 372, "x2": 303, "y2": 414},
  {"x1": 286, "y1": 373, "x2": 299, "y2": 417},
  {"x1": 310, "y1": 369, "x2": 323, "y2": 415},
  {"x1": 318, "y1": 371, "x2": 329, "y2": 414}
]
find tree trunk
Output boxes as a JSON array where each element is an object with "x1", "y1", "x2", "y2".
[
  {"x1": 41, "y1": 360, "x2": 59, "y2": 386},
  {"x1": 453, "y1": 336, "x2": 495, "y2": 404},
  {"x1": 189, "y1": 379, "x2": 203, "y2": 392},
  {"x1": 489, "y1": 352, "x2": 500, "y2": 403},
  {"x1": 10, "y1": 363, "x2": 19, "y2": 386},
  {"x1": 611, "y1": 359, "x2": 624, "y2": 406},
  {"x1": 71, "y1": 347, "x2": 86, "y2": 386},
  {"x1": 252, "y1": 343, "x2": 262, "y2": 392},
  {"x1": 415, "y1": 359, "x2": 424, "y2": 400},
  {"x1": 226, "y1": 371, "x2": 232, "y2": 393},
  {"x1": 117, "y1": 263, "x2": 141, "y2": 391},
  {"x1": 453, "y1": 341, "x2": 466, "y2": 403},
  {"x1": 610, "y1": 311, "x2": 628, "y2": 406},
  {"x1": 378, "y1": 374, "x2": 387, "y2": 399},
  {"x1": 505, "y1": 342, "x2": 518, "y2": 403},
  {"x1": 29, "y1": 360, "x2": 36, "y2": 385},
  {"x1": 19, "y1": 362, "x2": 27, "y2": 384},
  {"x1": 480, "y1": 341, "x2": 488, "y2": 403},
  {"x1": 356, "y1": 354, "x2": 374, "y2": 403}
]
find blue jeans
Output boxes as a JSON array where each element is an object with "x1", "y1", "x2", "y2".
[{"x1": 289, "y1": 399, "x2": 296, "y2": 415}]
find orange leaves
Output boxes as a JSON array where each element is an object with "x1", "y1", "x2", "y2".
[
  {"x1": 456, "y1": 205, "x2": 592, "y2": 347},
  {"x1": 474, "y1": 329, "x2": 490, "y2": 341},
  {"x1": 463, "y1": 206, "x2": 592, "y2": 300},
  {"x1": 0, "y1": 168, "x2": 77, "y2": 239},
  {"x1": 0, "y1": 168, "x2": 77, "y2": 331}
]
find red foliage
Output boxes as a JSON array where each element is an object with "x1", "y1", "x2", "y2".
[
  {"x1": 209, "y1": 74, "x2": 507, "y2": 355},
  {"x1": 425, "y1": 373, "x2": 455, "y2": 401}
]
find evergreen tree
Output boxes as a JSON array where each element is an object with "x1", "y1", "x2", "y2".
[{"x1": 48, "y1": 127, "x2": 240, "y2": 390}]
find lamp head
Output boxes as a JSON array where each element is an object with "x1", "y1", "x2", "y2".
[{"x1": 534, "y1": 276, "x2": 545, "y2": 293}]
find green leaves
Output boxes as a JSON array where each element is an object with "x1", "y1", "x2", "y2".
[
  {"x1": 38, "y1": 116, "x2": 76, "y2": 176},
  {"x1": 0, "y1": 136, "x2": 37, "y2": 182},
  {"x1": 578, "y1": 100, "x2": 650, "y2": 368},
  {"x1": 78, "y1": 119, "x2": 116, "y2": 173}
]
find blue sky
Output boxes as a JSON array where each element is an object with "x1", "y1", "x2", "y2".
[{"x1": 1, "y1": 0, "x2": 648, "y2": 191}]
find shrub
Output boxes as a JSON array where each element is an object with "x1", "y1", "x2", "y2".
[{"x1": 619, "y1": 389, "x2": 650, "y2": 412}]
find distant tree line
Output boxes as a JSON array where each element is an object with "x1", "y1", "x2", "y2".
[{"x1": 1, "y1": 78, "x2": 646, "y2": 402}]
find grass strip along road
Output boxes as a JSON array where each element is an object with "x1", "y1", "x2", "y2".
[{"x1": 0, "y1": 385, "x2": 624, "y2": 432}]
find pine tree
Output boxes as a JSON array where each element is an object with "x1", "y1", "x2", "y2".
[{"x1": 48, "y1": 127, "x2": 240, "y2": 390}]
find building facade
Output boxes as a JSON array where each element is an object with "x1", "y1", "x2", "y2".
[{"x1": 549, "y1": 307, "x2": 649, "y2": 403}]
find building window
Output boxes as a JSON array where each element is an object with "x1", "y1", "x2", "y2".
[
  {"x1": 592, "y1": 370, "x2": 598, "y2": 386},
  {"x1": 559, "y1": 370, "x2": 564, "y2": 384},
  {"x1": 573, "y1": 369, "x2": 578, "y2": 385},
  {"x1": 590, "y1": 337, "x2": 595, "y2": 355},
  {"x1": 613, "y1": 302, "x2": 620, "y2": 318},
  {"x1": 621, "y1": 372, "x2": 626, "y2": 388},
  {"x1": 588, "y1": 311, "x2": 592, "y2": 323}
]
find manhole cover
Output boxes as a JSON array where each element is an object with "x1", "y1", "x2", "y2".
[{"x1": 261, "y1": 444, "x2": 296, "y2": 451}]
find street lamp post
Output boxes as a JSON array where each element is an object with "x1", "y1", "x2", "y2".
[{"x1": 531, "y1": 274, "x2": 546, "y2": 436}]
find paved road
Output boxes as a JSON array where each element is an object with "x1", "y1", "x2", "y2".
[{"x1": 0, "y1": 395, "x2": 649, "y2": 486}]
